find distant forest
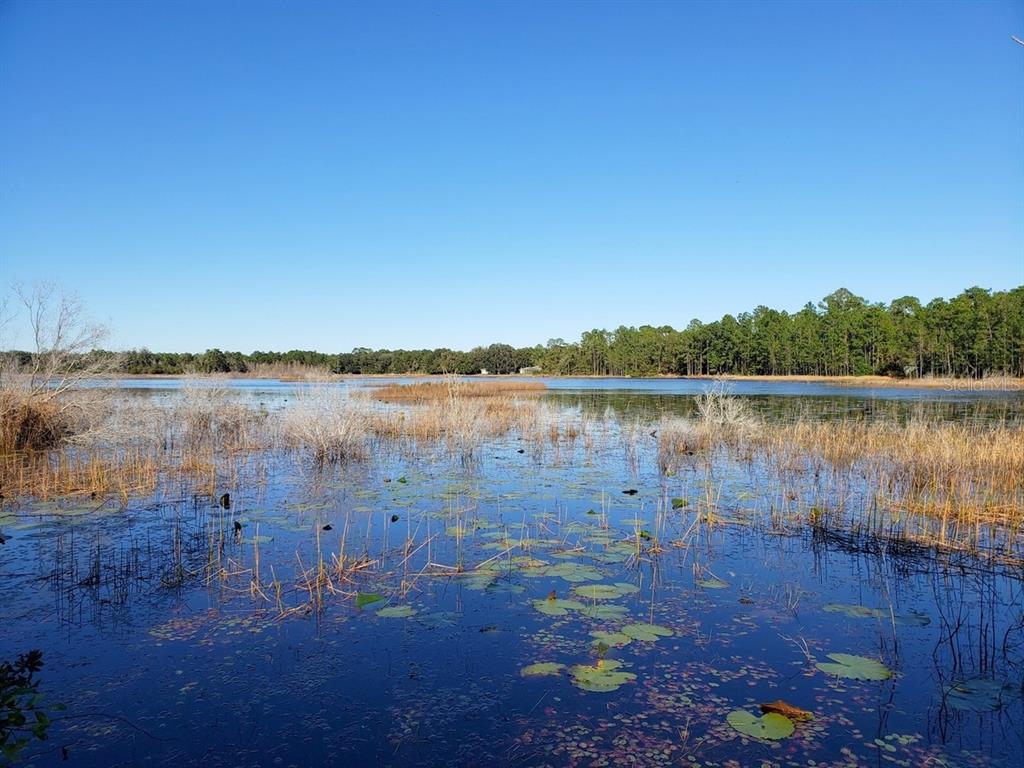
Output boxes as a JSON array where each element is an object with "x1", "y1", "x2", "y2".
[{"x1": 23, "y1": 285, "x2": 1023, "y2": 378}]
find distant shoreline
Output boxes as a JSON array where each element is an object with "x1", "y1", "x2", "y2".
[{"x1": 97, "y1": 372, "x2": 1024, "y2": 391}]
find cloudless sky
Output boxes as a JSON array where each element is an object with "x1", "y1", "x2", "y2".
[{"x1": 1, "y1": 0, "x2": 1022, "y2": 353}]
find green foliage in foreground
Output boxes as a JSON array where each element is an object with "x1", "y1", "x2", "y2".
[{"x1": 1, "y1": 650, "x2": 52, "y2": 762}]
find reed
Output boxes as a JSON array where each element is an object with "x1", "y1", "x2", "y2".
[{"x1": 372, "y1": 379, "x2": 546, "y2": 402}]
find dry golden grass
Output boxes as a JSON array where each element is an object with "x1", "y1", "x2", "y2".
[
  {"x1": 0, "y1": 391, "x2": 71, "y2": 454},
  {"x1": 756, "y1": 418, "x2": 1024, "y2": 526},
  {"x1": 699, "y1": 373, "x2": 1024, "y2": 391},
  {"x1": 372, "y1": 379, "x2": 546, "y2": 402}
]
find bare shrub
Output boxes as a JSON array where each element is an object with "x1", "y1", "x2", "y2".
[
  {"x1": 695, "y1": 381, "x2": 758, "y2": 436},
  {"x1": 0, "y1": 283, "x2": 114, "y2": 453},
  {"x1": 657, "y1": 417, "x2": 708, "y2": 475},
  {"x1": 281, "y1": 387, "x2": 368, "y2": 463},
  {"x1": 173, "y1": 383, "x2": 267, "y2": 455}
]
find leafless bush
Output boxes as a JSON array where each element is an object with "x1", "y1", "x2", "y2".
[
  {"x1": 657, "y1": 417, "x2": 708, "y2": 474},
  {"x1": 0, "y1": 283, "x2": 115, "y2": 453},
  {"x1": 178, "y1": 384, "x2": 265, "y2": 454},
  {"x1": 281, "y1": 387, "x2": 369, "y2": 463},
  {"x1": 695, "y1": 381, "x2": 759, "y2": 436}
]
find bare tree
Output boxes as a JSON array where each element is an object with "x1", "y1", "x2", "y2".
[
  {"x1": 0, "y1": 283, "x2": 116, "y2": 451},
  {"x1": 3, "y1": 282, "x2": 111, "y2": 398}
]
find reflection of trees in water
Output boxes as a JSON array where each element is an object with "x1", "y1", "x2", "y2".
[{"x1": 546, "y1": 391, "x2": 1024, "y2": 424}]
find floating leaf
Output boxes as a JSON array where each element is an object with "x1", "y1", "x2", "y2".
[
  {"x1": 816, "y1": 653, "x2": 892, "y2": 681},
  {"x1": 578, "y1": 603, "x2": 629, "y2": 620},
  {"x1": 417, "y1": 611, "x2": 458, "y2": 629},
  {"x1": 532, "y1": 598, "x2": 586, "y2": 616},
  {"x1": 569, "y1": 659, "x2": 636, "y2": 692},
  {"x1": 243, "y1": 535, "x2": 274, "y2": 544},
  {"x1": 355, "y1": 592, "x2": 384, "y2": 609},
  {"x1": 696, "y1": 578, "x2": 728, "y2": 589},
  {"x1": 759, "y1": 699, "x2": 813, "y2": 722},
  {"x1": 520, "y1": 662, "x2": 565, "y2": 677},
  {"x1": 573, "y1": 582, "x2": 637, "y2": 600},
  {"x1": 377, "y1": 605, "x2": 416, "y2": 618},
  {"x1": 590, "y1": 630, "x2": 632, "y2": 648},
  {"x1": 726, "y1": 710, "x2": 795, "y2": 740},
  {"x1": 622, "y1": 623, "x2": 673, "y2": 642},
  {"x1": 945, "y1": 678, "x2": 1019, "y2": 712},
  {"x1": 671, "y1": 498, "x2": 688, "y2": 509},
  {"x1": 533, "y1": 562, "x2": 604, "y2": 583},
  {"x1": 824, "y1": 603, "x2": 884, "y2": 619}
]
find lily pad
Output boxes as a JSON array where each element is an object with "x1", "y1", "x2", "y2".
[
  {"x1": 816, "y1": 653, "x2": 892, "y2": 681},
  {"x1": 726, "y1": 710, "x2": 795, "y2": 740},
  {"x1": 696, "y1": 578, "x2": 728, "y2": 589},
  {"x1": 520, "y1": 662, "x2": 565, "y2": 677},
  {"x1": 538, "y1": 562, "x2": 604, "y2": 583},
  {"x1": 945, "y1": 678, "x2": 1019, "y2": 712},
  {"x1": 355, "y1": 592, "x2": 384, "y2": 609},
  {"x1": 671, "y1": 498, "x2": 688, "y2": 509},
  {"x1": 377, "y1": 605, "x2": 417, "y2": 618},
  {"x1": 590, "y1": 630, "x2": 632, "y2": 648},
  {"x1": 824, "y1": 603, "x2": 884, "y2": 619},
  {"x1": 569, "y1": 659, "x2": 636, "y2": 693},
  {"x1": 621, "y1": 623, "x2": 673, "y2": 642},
  {"x1": 578, "y1": 604, "x2": 629, "y2": 620},
  {"x1": 573, "y1": 582, "x2": 638, "y2": 600},
  {"x1": 533, "y1": 598, "x2": 586, "y2": 616}
]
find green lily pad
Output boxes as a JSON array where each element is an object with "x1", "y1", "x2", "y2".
[
  {"x1": 816, "y1": 653, "x2": 892, "y2": 681},
  {"x1": 569, "y1": 660, "x2": 637, "y2": 692},
  {"x1": 520, "y1": 662, "x2": 565, "y2": 677},
  {"x1": 726, "y1": 710, "x2": 795, "y2": 740},
  {"x1": 824, "y1": 603, "x2": 884, "y2": 619},
  {"x1": 945, "y1": 678, "x2": 1019, "y2": 712},
  {"x1": 377, "y1": 605, "x2": 417, "y2": 618},
  {"x1": 355, "y1": 592, "x2": 384, "y2": 609},
  {"x1": 578, "y1": 604, "x2": 629, "y2": 620},
  {"x1": 590, "y1": 630, "x2": 632, "y2": 648},
  {"x1": 671, "y1": 498, "x2": 688, "y2": 509},
  {"x1": 573, "y1": 582, "x2": 638, "y2": 600},
  {"x1": 537, "y1": 562, "x2": 604, "y2": 583},
  {"x1": 533, "y1": 598, "x2": 586, "y2": 616},
  {"x1": 621, "y1": 623, "x2": 673, "y2": 642},
  {"x1": 696, "y1": 578, "x2": 728, "y2": 589}
]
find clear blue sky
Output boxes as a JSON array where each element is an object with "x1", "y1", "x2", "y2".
[{"x1": 1, "y1": 0, "x2": 1022, "y2": 353}]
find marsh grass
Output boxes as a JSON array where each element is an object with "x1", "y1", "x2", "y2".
[
  {"x1": 372, "y1": 379, "x2": 546, "y2": 402},
  {"x1": 4, "y1": 378, "x2": 1023, "y2": 556}
]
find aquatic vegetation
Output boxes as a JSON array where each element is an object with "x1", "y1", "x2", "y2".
[
  {"x1": 589, "y1": 630, "x2": 632, "y2": 648},
  {"x1": 572, "y1": 582, "x2": 638, "y2": 600},
  {"x1": 726, "y1": 709, "x2": 795, "y2": 740},
  {"x1": 372, "y1": 379, "x2": 546, "y2": 402},
  {"x1": 520, "y1": 662, "x2": 565, "y2": 677},
  {"x1": 944, "y1": 678, "x2": 1020, "y2": 712},
  {"x1": 696, "y1": 578, "x2": 728, "y2": 589},
  {"x1": 569, "y1": 660, "x2": 636, "y2": 692},
  {"x1": 621, "y1": 623, "x2": 673, "y2": 642},
  {"x1": 376, "y1": 605, "x2": 417, "y2": 618},
  {"x1": 759, "y1": 699, "x2": 814, "y2": 721},
  {"x1": 0, "y1": 650, "x2": 55, "y2": 761},
  {"x1": 532, "y1": 598, "x2": 585, "y2": 616},
  {"x1": 355, "y1": 592, "x2": 384, "y2": 609},
  {"x1": 2, "y1": 378, "x2": 1023, "y2": 767},
  {"x1": 815, "y1": 653, "x2": 892, "y2": 681}
]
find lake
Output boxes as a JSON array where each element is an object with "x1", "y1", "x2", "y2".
[{"x1": 1, "y1": 378, "x2": 1022, "y2": 766}]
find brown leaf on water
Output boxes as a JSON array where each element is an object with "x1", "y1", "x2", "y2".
[{"x1": 759, "y1": 699, "x2": 813, "y2": 722}]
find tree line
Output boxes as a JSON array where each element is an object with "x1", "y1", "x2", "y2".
[{"x1": 12, "y1": 285, "x2": 1021, "y2": 378}]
